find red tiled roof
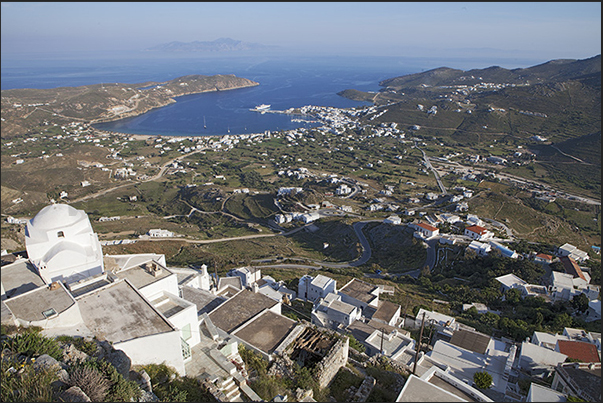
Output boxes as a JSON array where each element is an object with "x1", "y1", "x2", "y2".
[
  {"x1": 557, "y1": 340, "x2": 600, "y2": 363},
  {"x1": 535, "y1": 253, "x2": 553, "y2": 261},
  {"x1": 560, "y1": 256, "x2": 587, "y2": 281},
  {"x1": 417, "y1": 222, "x2": 438, "y2": 232},
  {"x1": 465, "y1": 225, "x2": 487, "y2": 234}
]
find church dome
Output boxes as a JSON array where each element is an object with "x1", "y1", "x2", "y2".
[{"x1": 30, "y1": 204, "x2": 84, "y2": 230}]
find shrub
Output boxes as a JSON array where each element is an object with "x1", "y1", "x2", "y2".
[
  {"x1": 55, "y1": 335, "x2": 98, "y2": 356},
  {"x1": 73, "y1": 358, "x2": 141, "y2": 402},
  {"x1": 0, "y1": 356, "x2": 58, "y2": 402},
  {"x1": 1, "y1": 328, "x2": 62, "y2": 360},
  {"x1": 69, "y1": 366, "x2": 111, "y2": 401},
  {"x1": 346, "y1": 334, "x2": 366, "y2": 353},
  {"x1": 473, "y1": 370, "x2": 493, "y2": 389}
]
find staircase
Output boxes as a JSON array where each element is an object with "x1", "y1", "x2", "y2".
[{"x1": 216, "y1": 376, "x2": 242, "y2": 402}]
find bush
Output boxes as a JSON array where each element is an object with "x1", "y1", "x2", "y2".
[
  {"x1": 473, "y1": 371, "x2": 493, "y2": 389},
  {"x1": 55, "y1": 335, "x2": 98, "y2": 356},
  {"x1": 346, "y1": 334, "x2": 366, "y2": 353},
  {"x1": 0, "y1": 355, "x2": 58, "y2": 402},
  {"x1": 73, "y1": 358, "x2": 141, "y2": 402},
  {"x1": 1, "y1": 328, "x2": 62, "y2": 361},
  {"x1": 69, "y1": 365, "x2": 111, "y2": 401}
]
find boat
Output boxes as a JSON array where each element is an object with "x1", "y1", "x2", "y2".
[
  {"x1": 251, "y1": 104, "x2": 271, "y2": 111},
  {"x1": 203, "y1": 116, "x2": 206, "y2": 129}
]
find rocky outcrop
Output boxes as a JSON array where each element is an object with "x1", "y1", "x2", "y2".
[{"x1": 60, "y1": 386, "x2": 92, "y2": 402}]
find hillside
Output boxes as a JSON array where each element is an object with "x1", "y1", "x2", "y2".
[
  {"x1": 1, "y1": 74, "x2": 259, "y2": 139},
  {"x1": 379, "y1": 55, "x2": 601, "y2": 88}
]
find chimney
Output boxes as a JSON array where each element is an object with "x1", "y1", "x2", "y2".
[
  {"x1": 146, "y1": 262, "x2": 162, "y2": 277},
  {"x1": 252, "y1": 282, "x2": 259, "y2": 293}
]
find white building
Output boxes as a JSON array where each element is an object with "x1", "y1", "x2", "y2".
[
  {"x1": 464, "y1": 225, "x2": 492, "y2": 241},
  {"x1": 467, "y1": 240, "x2": 491, "y2": 256},
  {"x1": 397, "y1": 365, "x2": 493, "y2": 402},
  {"x1": 466, "y1": 214, "x2": 483, "y2": 227},
  {"x1": 411, "y1": 222, "x2": 439, "y2": 239},
  {"x1": 25, "y1": 204, "x2": 104, "y2": 285},
  {"x1": 383, "y1": 215, "x2": 402, "y2": 225},
  {"x1": 335, "y1": 184, "x2": 352, "y2": 195},
  {"x1": 148, "y1": 229, "x2": 174, "y2": 238},
  {"x1": 557, "y1": 243, "x2": 589, "y2": 262},
  {"x1": 311, "y1": 292, "x2": 361, "y2": 329},
  {"x1": 227, "y1": 266, "x2": 262, "y2": 288},
  {"x1": 298, "y1": 274, "x2": 336, "y2": 302}
]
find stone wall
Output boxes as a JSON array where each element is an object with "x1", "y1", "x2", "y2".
[{"x1": 314, "y1": 336, "x2": 349, "y2": 389}]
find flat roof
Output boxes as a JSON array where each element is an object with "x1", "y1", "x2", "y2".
[
  {"x1": 150, "y1": 293, "x2": 193, "y2": 318},
  {"x1": 345, "y1": 319, "x2": 399, "y2": 343},
  {"x1": 328, "y1": 299, "x2": 357, "y2": 315},
  {"x1": 113, "y1": 261, "x2": 172, "y2": 290},
  {"x1": 397, "y1": 375, "x2": 466, "y2": 402},
  {"x1": 371, "y1": 300, "x2": 400, "y2": 323},
  {"x1": 311, "y1": 274, "x2": 334, "y2": 288},
  {"x1": 209, "y1": 289, "x2": 278, "y2": 334},
  {"x1": 366, "y1": 328, "x2": 413, "y2": 356},
  {"x1": 1, "y1": 259, "x2": 46, "y2": 298},
  {"x1": 78, "y1": 280, "x2": 174, "y2": 343},
  {"x1": 339, "y1": 278, "x2": 378, "y2": 303},
  {"x1": 450, "y1": 329, "x2": 491, "y2": 355},
  {"x1": 105, "y1": 253, "x2": 165, "y2": 271},
  {"x1": 181, "y1": 286, "x2": 226, "y2": 317},
  {"x1": 4, "y1": 283, "x2": 75, "y2": 322},
  {"x1": 233, "y1": 310, "x2": 298, "y2": 354},
  {"x1": 218, "y1": 276, "x2": 242, "y2": 290},
  {"x1": 428, "y1": 373, "x2": 479, "y2": 402},
  {"x1": 559, "y1": 364, "x2": 601, "y2": 401}
]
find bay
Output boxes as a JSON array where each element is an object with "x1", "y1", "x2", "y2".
[{"x1": 1, "y1": 52, "x2": 421, "y2": 137}]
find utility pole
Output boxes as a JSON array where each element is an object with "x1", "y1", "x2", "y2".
[{"x1": 413, "y1": 312, "x2": 426, "y2": 375}]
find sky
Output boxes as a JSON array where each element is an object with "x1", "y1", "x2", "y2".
[{"x1": 1, "y1": 2, "x2": 601, "y2": 61}]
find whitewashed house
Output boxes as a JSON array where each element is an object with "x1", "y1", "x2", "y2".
[
  {"x1": 227, "y1": 266, "x2": 262, "y2": 288},
  {"x1": 383, "y1": 215, "x2": 402, "y2": 225},
  {"x1": 464, "y1": 225, "x2": 492, "y2": 241},
  {"x1": 557, "y1": 243, "x2": 589, "y2": 262},
  {"x1": 411, "y1": 222, "x2": 439, "y2": 239},
  {"x1": 148, "y1": 229, "x2": 174, "y2": 238},
  {"x1": 298, "y1": 274, "x2": 336, "y2": 302},
  {"x1": 311, "y1": 292, "x2": 361, "y2": 329}
]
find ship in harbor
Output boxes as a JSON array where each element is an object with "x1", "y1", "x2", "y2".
[{"x1": 250, "y1": 104, "x2": 271, "y2": 112}]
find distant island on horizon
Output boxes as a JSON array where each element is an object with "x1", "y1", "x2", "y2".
[{"x1": 144, "y1": 37, "x2": 279, "y2": 53}]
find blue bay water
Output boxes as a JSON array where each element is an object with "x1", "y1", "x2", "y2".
[{"x1": 1, "y1": 52, "x2": 422, "y2": 137}]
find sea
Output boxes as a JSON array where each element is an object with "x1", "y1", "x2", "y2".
[{"x1": 0, "y1": 51, "x2": 538, "y2": 137}]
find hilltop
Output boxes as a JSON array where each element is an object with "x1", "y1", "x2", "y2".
[
  {"x1": 377, "y1": 55, "x2": 601, "y2": 88},
  {"x1": 0, "y1": 74, "x2": 259, "y2": 139}
]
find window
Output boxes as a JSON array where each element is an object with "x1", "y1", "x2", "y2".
[
  {"x1": 182, "y1": 323, "x2": 192, "y2": 341},
  {"x1": 57, "y1": 231, "x2": 65, "y2": 238}
]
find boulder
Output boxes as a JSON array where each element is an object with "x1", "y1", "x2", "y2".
[
  {"x1": 33, "y1": 354, "x2": 60, "y2": 372},
  {"x1": 60, "y1": 386, "x2": 91, "y2": 402},
  {"x1": 60, "y1": 343, "x2": 89, "y2": 365},
  {"x1": 108, "y1": 349, "x2": 131, "y2": 379},
  {"x1": 130, "y1": 369, "x2": 153, "y2": 393}
]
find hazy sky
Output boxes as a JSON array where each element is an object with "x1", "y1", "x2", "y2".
[{"x1": 1, "y1": 2, "x2": 601, "y2": 60}]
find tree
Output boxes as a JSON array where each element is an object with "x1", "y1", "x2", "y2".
[
  {"x1": 505, "y1": 288, "x2": 522, "y2": 305},
  {"x1": 571, "y1": 293, "x2": 590, "y2": 313},
  {"x1": 473, "y1": 371, "x2": 493, "y2": 389}
]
